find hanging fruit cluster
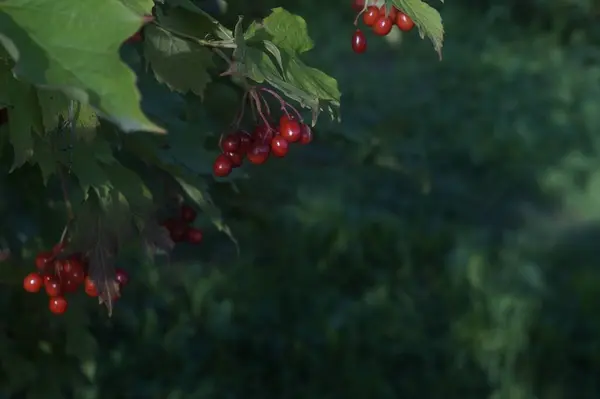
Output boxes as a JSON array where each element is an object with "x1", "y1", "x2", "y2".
[
  {"x1": 22, "y1": 242, "x2": 129, "y2": 315},
  {"x1": 212, "y1": 87, "x2": 313, "y2": 177},
  {"x1": 161, "y1": 203, "x2": 204, "y2": 244},
  {"x1": 351, "y1": 0, "x2": 415, "y2": 53}
]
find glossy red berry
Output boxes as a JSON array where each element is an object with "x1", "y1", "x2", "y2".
[
  {"x1": 252, "y1": 124, "x2": 273, "y2": 143},
  {"x1": 61, "y1": 277, "x2": 79, "y2": 293},
  {"x1": 225, "y1": 151, "x2": 243, "y2": 167},
  {"x1": 187, "y1": 228, "x2": 203, "y2": 244},
  {"x1": 115, "y1": 268, "x2": 129, "y2": 286},
  {"x1": 84, "y1": 277, "x2": 98, "y2": 297},
  {"x1": 271, "y1": 136, "x2": 289, "y2": 157},
  {"x1": 220, "y1": 133, "x2": 241, "y2": 152},
  {"x1": 362, "y1": 6, "x2": 379, "y2": 26},
  {"x1": 45, "y1": 277, "x2": 62, "y2": 297},
  {"x1": 35, "y1": 251, "x2": 54, "y2": 271},
  {"x1": 213, "y1": 154, "x2": 233, "y2": 177},
  {"x1": 23, "y1": 272, "x2": 43, "y2": 293},
  {"x1": 59, "y1": 258, "x2": 85, "y2": 285},
  {"x1": 380, "y1": 5, "x2": 398, "y2": 20},
  {"x1": 180, "y1": 204, "x2": 197, "y2": 223},
  {"x1": 300, "y1": 124, "x2": 313, "y2": 144},
  {"x1": 49, "y1": 296, "x2": 68, "y2": 315},
  {"x1": 373, "y1": 16, "x2": 393, "y2": 36},
  {"x1": 279, "y1": 115, "x2": 302, "y2": 142},
  {"x1": 247, "y1": 144, "x2": 270, "y2": 164},
  {"x1": 396, "y1": 12, "x2": 414, "y2": 31},
  {"x1": 352, "y1": 29, "x2": 367, "y2": 54}
]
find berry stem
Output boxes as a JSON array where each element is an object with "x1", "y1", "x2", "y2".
[
  {"x1": 232, "y1": 91, "x2": 249, "y2": 128},
  {"x1": 258, "y1": 87, "x2": 303, "y2": 122},
  {"x1": 354, "y1": 1, "x2": 371, "y2": 25},
  {"x1": 250, "y1": 91, "x2": 272, "y2": 129}
]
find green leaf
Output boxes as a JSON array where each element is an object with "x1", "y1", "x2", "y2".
[
  {"x1": 258, "y1": 7, "x2": 314, "y2": 54},
  {"x1": 143, "y1": 25, "x2": 214, "y2": 98},
  {"x1": 391, "y1": 0, "x2": 444, "y2": 58},
  {"x1": 29, "y1": 136, "x2": 56, "y2": 185},
  {"x1": 0, "y1": 0, "x2": 165, "y2": 133},
  {"x1": 69, "y1": 137, "x2": 115, "y2": 196},
  {"x1": 102, "y1": 162, "x2": 153, "y2": 213},
  {"x1": 36, "y1": 89, "x2": 70, "y2": 132},
  {"x1": 157, "y1": 2, "x2": 232, "y2": 41},
  {"x1": 119, "y1": 0, "x2": 154, "y2": 15}
]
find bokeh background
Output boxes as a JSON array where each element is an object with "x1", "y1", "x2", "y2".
[{"x1": 4, "y1": 0, "x2": 600, "y2": 397}]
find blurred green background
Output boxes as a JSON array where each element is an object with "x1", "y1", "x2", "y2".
[{"x1": 4, "y1": 0, "x2": 600, "y2": 398}]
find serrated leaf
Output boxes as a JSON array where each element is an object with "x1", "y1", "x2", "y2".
[
  {"x1": 102, "y1": 162, "x2": 153, "y2": 212},
  {"x1": 166, "y1": 0, "x2": 232, "y2": 40},
  {"x1": 391, "y1": 0, "x2": 444, "y2": 58},
  {"x1": 36, "y1": 89, "x2": 70, "y2": 132},
  {"x1": 144, "y1": 25, "x2": 214, "y2": 98},
  {"x1": 259, "y1": 7, "x2": 313, "y2": 54},
  {"x1": 69, "y1": 138, "x2": 115, "y2": 195},
  {"x1": 29, "y1": 136, "x2": 56, "y2": 185},
  {"x1": 0, "y1": 0, "x2": 164, "y2": 133}
]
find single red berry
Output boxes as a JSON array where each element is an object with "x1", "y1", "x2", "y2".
[
  {"x1": 379, "y1": 5, "x2": 398, "y2": 20},
  {"x1": 225, "y1": 151, "x2": 243, "y2": 167},
  {"x1": 271, "y1": 136, "x2": 289, "y2": 157},
  {"x1": 168, "y1": 220, "x2": 188, "y2": 242},
  {"x1": 187, "y1": 228, "x2": 203, "y2": 244},
  {"x1": 299, "y1": 124, "x2": 313, "y2": 144},
  {"x1": 180, "y1": 204, "x2": 197, "y2": 223},
  {"x1": 23, "y1": 272, "x2": 43, "y2": 293},
  {"x1": 246, "y1": 144, "x2": 270, "y2": 165},
  {"x1": 84, "y1": 277, "x2": 98, "y2": 297},
  {"x1": 220, "y1": 133, "x2": 241, "y2": 153},
  {"x1": 213, "y1": 154, "x2": 233, "y2": 177},
  {"x1": 373, "y1": 16, "x2": 393, "y2": 36},
  {"x1": 61, "y1": 277, "x2": 79, "y2": 293},
  {"x1": 59, "y1": 258, "x2": 85, "y2": 285},
  {"x1": 45, "y1": 277, "x2": 62, "y2": 297},
  {"x1": 35, "y1": 251, "x2": 54, "y2": 272},
  {"x1": 252, "y1": 124, "x2": 273, "y2": 143},
  {"x1": 362, "y1": 6, "x2": 379, "y2": 26},
  {"x1": 396, "y1": 12, "x2": 414, "y2": 31},
  {"x1": 352, "y1": 29, "x2": 367, "y2": 54},
  {"x1": 49, "y1": 296, "x2": 68, "y2": 315},
  {"x1": 52, "y1": 241, "x2": 66, "y2": 255},
  {"x1": 115, "y1": 268, "x2": 129, "y2": 286},
  {"x1": 279, "y1": 115, "x2": 302, "y2": 142},
  {"x1": 237, "y1": 131, "x2": 253, "y2": 153}
]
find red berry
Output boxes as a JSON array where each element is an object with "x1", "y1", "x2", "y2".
[
  {"x1": 279, "y1": 115, "x2": 301, "y2": 142},
  {"x1": 52, "y1": 241, "x2": 65, "y2": 255},
  {"x1": 396, "y1": 12, "x2": 414, "y2": 31},
  {"x1": 225, "y1": 151, "x2": 243, "y2": 167},
  {"x1": 247, "y1": 144, "x2": 270, "y2": 165},
  {"x1": 23, "y1": 272, "x2": 43, "y2": 293},
  {"x1": 180, "y1": 204, "x2": 197, "y2": 223},
  {"x1": 362, "y1": 6, "x2": 379, "y2": 26},
  {"x1": 220, "y1": 133, "x2": 241, "y2": 152},
  {"x1": 45, "y1": 277, "x2": 61, "y2": 297},
  {"x1": 299, "y1": 124, "x2": 313, "y2": 144},
  {"x1": 187, "y1": 228, "x2": 203, "y2": 244},
  {"x1": 61, "y1": 277, "x2": 79, "y2": 293},
  {"x1": 115, "y1": 268, "x2": 129, "y2": 286},
  {"x1": 380, "y1": 5, "x2": 398, "y2": 20},
  {"x1": 59, "y1": 258, "x2": 85, "y2": 285},
  {"x1": 271, "y1": 136, "x2": 289, "y2": 157},
  {"x1": 84, "y1": 277, "x2": 98, "y2": 297},
  {"x1": 373, "y1": 16, "x2": 393, "y2": 36},
  {"x1": 352, "y1": 29, "x2": 367, "y2": 54},
  {"x1": 213, "y1": 154, "x2": 233, "y2": 177},
  {"x1": 49, "y1": 296, "x2": 68, "y2": 315},
  {"x1": 35, "y1": 251, "x2": 54, "y2": 271},
  {"x1": 238, "y1": 131, "x2": 253, "y2": 153},
  {"x1": 252, "y1": 124, "x2": 273, "y2": 143}
]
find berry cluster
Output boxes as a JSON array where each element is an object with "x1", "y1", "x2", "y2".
[
  {"x1": 161, "y1": 204, "x2": 204, "y2": 244},
  {"x1": 213, "y1": 115, "x2": 312, "y2": 177},
  {"x1": 351, "y1": 0, "x2": 415, "y2": 54},
  {"x1": 22, "y1": 242, "x2": 129, "y2": 315}
]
